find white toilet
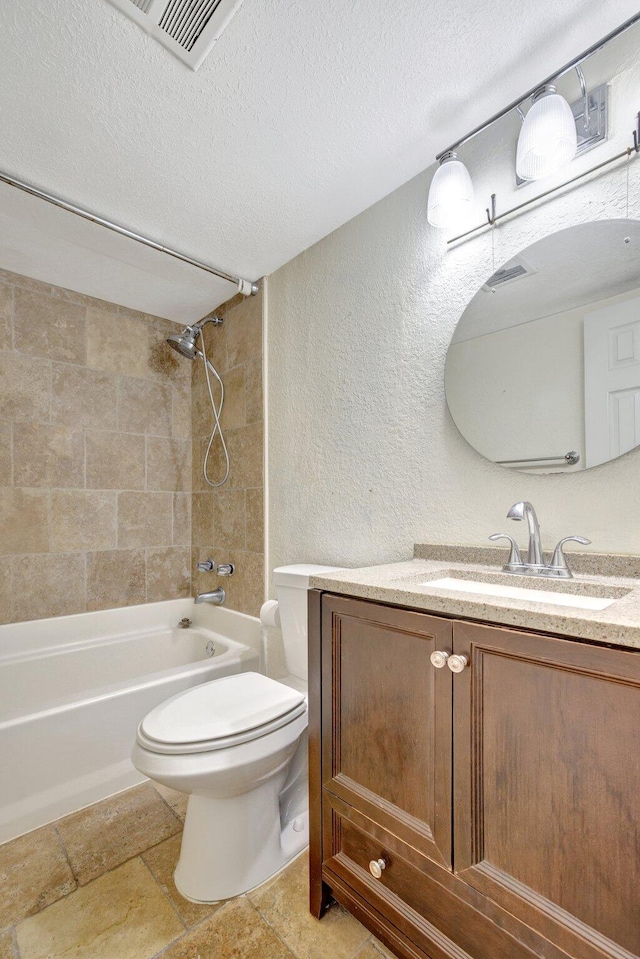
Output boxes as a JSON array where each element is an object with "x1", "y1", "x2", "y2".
[{"x1": 131, "y1": 564, "x2": 339, "y2": 903}]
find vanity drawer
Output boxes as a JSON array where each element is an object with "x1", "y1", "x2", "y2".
[{"x1": 323, "y1": 799, "x2": 542, "y2": 959}]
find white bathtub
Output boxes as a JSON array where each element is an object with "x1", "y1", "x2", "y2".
[{"x1": 0, "y1": 599, "x2": 261, "y2": 843}]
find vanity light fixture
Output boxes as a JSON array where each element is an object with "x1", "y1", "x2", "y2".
[
  {"x1": 426, "y1": 10, "x2": 640, "y2": 235},
  {"x1": 516, "y1": 84, "x2": 578, "y2": 181},
  {"x1": 426, "y1": 152, "x2": 474, "y2": 229}
]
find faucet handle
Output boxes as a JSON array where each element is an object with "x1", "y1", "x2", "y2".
[
  {"x1": 489, "y1": 533, "x2": 524, "y2": 571},
  {"x1": 196, "y1": 558, "x2": 215, "y2": 573},
  {"x1": 548, "y1": 536, "x2": 591, "y2": 577}
]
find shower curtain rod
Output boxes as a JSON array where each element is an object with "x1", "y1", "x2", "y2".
[{"x1": 0, "y1": 170, "x2": 259, "y2": 296}]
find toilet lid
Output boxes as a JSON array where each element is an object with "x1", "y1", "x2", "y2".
[{"x1": 140, "y1": 672, "x2": 306, "y2": 746}]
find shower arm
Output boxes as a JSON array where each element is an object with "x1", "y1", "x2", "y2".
[{"x1": 191, "y1": 315, "x2": 224, "y2": 337}]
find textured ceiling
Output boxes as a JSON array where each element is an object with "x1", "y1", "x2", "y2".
[{"x1": 0, "y1": 0, "x2": 639, "y2": 317}]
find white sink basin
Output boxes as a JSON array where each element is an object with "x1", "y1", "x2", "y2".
[{"x1": 422, "y1": 577, "x2": 615, "y2": 611}]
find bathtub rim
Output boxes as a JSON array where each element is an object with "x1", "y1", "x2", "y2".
[
  {"x1": 0, "y1": 631, "x2": 257, "y2": 727},
  {"x1": 0, "y1": 597, "x2": 263, "y2": 661}
]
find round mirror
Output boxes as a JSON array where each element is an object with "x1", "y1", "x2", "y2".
[{"x1": 445, "y1": 219, "x2": 640, "y2": 473}]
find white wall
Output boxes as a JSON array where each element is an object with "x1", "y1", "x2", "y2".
[
  {"x1": 446, "y1": 309, "x2": 585, "y2": 469},
  {"x1": 266, "y1": 53, "x2": 640, "y2": 572}
]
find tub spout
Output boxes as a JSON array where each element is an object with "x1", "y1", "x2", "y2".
[{"x1": 194, "y1": 588, "x2": 226, "y2": 605}]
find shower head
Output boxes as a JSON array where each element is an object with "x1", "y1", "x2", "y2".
[
  {"x1": 166, "y1": 317, "x2": 223, "y2": 360},
  {"x1": 167, "y1": 328, "x2": 200, "y2": 360}
]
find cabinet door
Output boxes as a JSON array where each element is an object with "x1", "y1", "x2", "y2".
[
  {"x1": 322, "y1": 594, "x2": 453, "y2": 868},
  {"x1": 453, "y1": 621, "x2": 640, "y2": 959}
]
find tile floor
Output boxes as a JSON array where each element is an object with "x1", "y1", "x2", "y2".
[{"x1": 0, "y1": 782, "x2": 394, "y2": 959}]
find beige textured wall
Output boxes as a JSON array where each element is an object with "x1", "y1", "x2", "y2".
[
  {"x1": 0, "y1": 269, "x2": 192, "y2": 623},
  {"x1": 191, "y1": 287, "x2": 264, "y2": 617}
]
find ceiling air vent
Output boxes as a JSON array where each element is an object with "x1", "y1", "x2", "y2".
[
  {"x1": 107, "y1": 0, "x2": 246, "y2": 69},
  {"x1": 482, "y1": 257, "x2": 537, "y2": 293}
]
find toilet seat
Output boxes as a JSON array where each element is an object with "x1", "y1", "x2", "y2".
[{"x1": 137, "y1": 672, "x2": 307, "y2": 755}]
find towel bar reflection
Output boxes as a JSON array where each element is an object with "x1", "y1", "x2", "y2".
[{"x1": 496, "y1": 451, "x2": 580, "y2": 466}]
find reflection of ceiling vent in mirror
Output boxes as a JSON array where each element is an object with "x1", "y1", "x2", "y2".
[
  {"x1": 482, "y1": 258, "x2": 537, "y2": 292},
  {"x1": 107, "y1": 0, "x2": 246, "y2": 69}
]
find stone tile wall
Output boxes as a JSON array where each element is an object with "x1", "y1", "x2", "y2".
[
  {"x1": 191, "y1": 287, "x2": 264, "y2": 617},
  {"x1": 0, "y1": 269, "x2": 192, "y2": 623}
]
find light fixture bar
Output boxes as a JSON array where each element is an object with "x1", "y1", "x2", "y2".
[
  {"x1": 447, "y1": 125, "x2": 640, "y2": 245},
  {"x1": 0, "y1": 169, "x2": 259, "y2": 296},
  {"x1": 435, "y1": 10, "x2": 640, "y2": 162}
]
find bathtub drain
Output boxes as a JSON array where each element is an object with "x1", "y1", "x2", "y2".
[{"x1": 205, "y1": 641, "x2": 216, "y2": 657}]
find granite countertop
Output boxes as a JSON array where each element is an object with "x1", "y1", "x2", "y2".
[{"x1": 309, "y1": 544, "x2": 640, "y2": 650}]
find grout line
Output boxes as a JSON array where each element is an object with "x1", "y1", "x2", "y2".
[
  {"x1": 149, "y1": 926, "x2": 191, "y2": 959},
  {"x1": 10, "y1": 925, "x2": 19, "y2": 959},
  {"x1": 9, "y1": 419, "x2": 14, "y2": 487},
  {"x1": 138, "y1": 854, "x2": 188, "y2": 932},
  {"x1": 53, "y1": 825, "x2": 79, "y2": 886},
  {"x1": 82, "y1": 428, "x2": 87, "y2": 489},
  {"x1": 146, "y1": 895, "x2": 247, "y2": 959},
  {"x1": 247, "y1": 895, "x2": 303, "y2": 959},
  {"x1": 150, "y1": 785, "x2": 185, "y2": 827}
]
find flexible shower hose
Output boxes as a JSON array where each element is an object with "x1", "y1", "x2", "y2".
[{"x1": 200, "y1": 332, "x2": 230, "y2": 487}]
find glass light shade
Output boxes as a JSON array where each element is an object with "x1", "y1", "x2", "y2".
[
  {"x1": 427, "y1": 154, "x2": 475, "y2": 229},
  {"x1": 516, "y1": 89, "x2": 577, "y2": 181}
]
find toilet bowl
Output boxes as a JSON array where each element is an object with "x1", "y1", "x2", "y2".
[{"x1": 131, "y1": 563, "x2": 341, "y2": 903}]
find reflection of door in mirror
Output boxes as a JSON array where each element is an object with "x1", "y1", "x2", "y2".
[{"x1": 584, "y1": 295, "x2": 640, "y2": 467}]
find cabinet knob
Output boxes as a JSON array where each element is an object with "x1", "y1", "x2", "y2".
[
  {"x1": 447, "y1": 654, "x2": 469, "y2": 673},
  {"x1": 430, "y1": 650, "x2": 450, "y2": 669},
  {"x1": 369, "y1": 858, "x2": 387, "y2": 879}
]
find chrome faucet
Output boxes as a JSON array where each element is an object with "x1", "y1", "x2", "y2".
[
  {"x1": 490, "y1": 501, "x2": 590, "y2": 578},
  {"x1": 194, "y1": 587, "x2": 226, "y2": 605},
  {"x1": 507, "y1": 501, "x2": 544, "y2": 567}
]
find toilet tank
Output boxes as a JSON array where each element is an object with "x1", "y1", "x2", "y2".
[{"x1": 273, "y1": 565, "x2": 342, "y2": 681}]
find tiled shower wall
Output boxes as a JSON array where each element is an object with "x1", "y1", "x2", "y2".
[
  {"x1": 0, "y1": 269, "x2": 192, "y2": 623},
  {"x1": 191, "y1": 287, "x2": 264, "y2": 617}
]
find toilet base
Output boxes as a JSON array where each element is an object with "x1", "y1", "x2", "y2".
[{"x1": 174, "y1": 778, "x2": 309, "y2": 902}]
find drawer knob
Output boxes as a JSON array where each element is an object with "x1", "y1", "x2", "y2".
[
  {"x1": 447, "y1": 654, "x2": 469, "y2": 673},
  {"x1": 430, "y1": 650, "x2": 450, "y2": 669},
  {"x1": 369, "y1": 858, "x2": 387, "y2": 879}
]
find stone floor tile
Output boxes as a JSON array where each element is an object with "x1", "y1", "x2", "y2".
[
  {"x1": 143, "y1": 833, "x2": 221, "y2": 928},
  {"x1": 369, "y1": 935, "x2": 398, "y2": 958},
  {"x1": 250, "y1": 853, "x2": 370, "y2": 959},
  {"x1": 353, "y1": 944, "x2": 383, "y2": 959},
  {"x1": 154, "y1": 783, "x2": 189, "y2": 821},
  {"x1": 16, "y1": 859, "x2": 184, "y2": 959},
  {"x1": 16, "y1": 857, "x2": 184, "y2": 959},
  {"x1": 57, "y1": 782, "x2": 181, "y2": 885},
  {"x1": 160, "y1": 896, "x2": 295, "y2": 959},
  {"x1": 0, "y1": 929, "x2": 16, "y2": 959},
  {"x1": 0, "y1": 826, "x2": 76, "y2": 928},
  {"x1": 355, "y1": 939, "x2": 397, "y2": 959}
]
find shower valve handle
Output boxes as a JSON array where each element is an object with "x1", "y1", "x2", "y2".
[
  {"x1": 217, "y1": 564, "x2": 235, "y2": 577},
  {"x1": 196, "y1": 558, "x2": 216, "y2": 573}
]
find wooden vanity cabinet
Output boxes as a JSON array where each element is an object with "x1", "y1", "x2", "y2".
[{"x1": 309, "y1": 591, "x2": 640, "y2": 959}]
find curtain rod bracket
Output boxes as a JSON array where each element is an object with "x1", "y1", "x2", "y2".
[{"x1": 486, "y1": 194, "x2": 497, "y2": 225}]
